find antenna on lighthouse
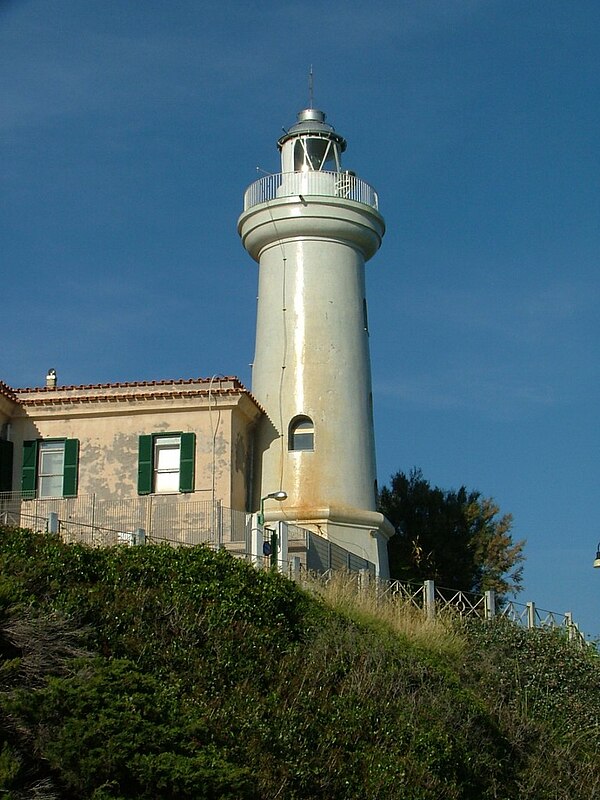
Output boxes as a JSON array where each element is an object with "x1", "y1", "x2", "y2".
[{"x1": 308, "y1": 65, "x2": 314, "y2": 108}]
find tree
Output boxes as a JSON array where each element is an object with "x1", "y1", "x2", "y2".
[{"x1": 379, "y1": 468, "x2": 525, "y2": 597}]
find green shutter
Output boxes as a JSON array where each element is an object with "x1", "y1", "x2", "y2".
[
  {"x1": 0, "y1": 439, "x2": 14, "y2": 492},
  {"x1": 138, "y1": 435, "x2": 153, "y2": 495},
  {"x1": 62, "y1": 439, "x2": 79, "y2": 497},
  {"x1": 21, "y1": 440, "x2": 38, "y2": 497},
  {"x1": 179, "y1": 432, "x2": 195, "y2": 493}
]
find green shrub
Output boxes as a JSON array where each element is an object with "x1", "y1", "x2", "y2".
[{"x1": 1, "y1": 526, "x2": 598, "y2": 800}]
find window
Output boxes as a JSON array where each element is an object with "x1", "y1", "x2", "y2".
[
  {"x1": 293, "y1": 137, "x2": 339, "y2": 172},
  {"x1": 289, "y1": 416, "x2": 314, "y2": 451},
  {"x1": 21, "y1": 439, "x2": 79, "y2": 498},
  {"x1": 154, "y1": 436, "x2": 181, "y2": 493},
  {"x1": 137, "y1": 433, "x2": 195, "y2": 495},
  {"x1": 38, "y1": 441, "x2": 64, "y2": 498}
]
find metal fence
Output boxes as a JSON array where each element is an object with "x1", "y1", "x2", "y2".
[
  {"x1": 243, "y1": 171, "x2": 379, "y2": 211},
  {"x1": 499, "y1": 599, "x2": 584, "y2": 642},
  {"x1": 310, "y1": 571, "x2": 588, "y2": 646},
  {"x1": 0, "y1": 491, "x2": 587, "y2": 645},
  {"x1": 282, "y1": 523, "x2": 376, "y2": 575},
  {"x1": 0, "y1": 491, "x2": 247, "y2": 549}
]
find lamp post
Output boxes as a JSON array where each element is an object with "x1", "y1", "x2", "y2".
[
  {"x1": 258, "y1": 491, "x2": 287, "y2": 570},
  {"x1": 593, "y1": 542, "x2": 600, "y2": 569}
]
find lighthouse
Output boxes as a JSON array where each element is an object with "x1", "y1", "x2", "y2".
[{"x1": 238, "y1": 107, "x2": 393, "y2": 577}]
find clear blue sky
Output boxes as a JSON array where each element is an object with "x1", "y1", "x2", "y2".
[{"x1": 2, "y1": 1, "x2": 599, "y2": 639}]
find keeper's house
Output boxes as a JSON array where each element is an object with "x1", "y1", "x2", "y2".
[{"x1": 0, "y1": 375, "x2": 262, "y2": 548}]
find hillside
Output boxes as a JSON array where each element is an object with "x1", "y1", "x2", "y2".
[{"x1": 0, "y1": 526, "x2": 599, "y2": 799}]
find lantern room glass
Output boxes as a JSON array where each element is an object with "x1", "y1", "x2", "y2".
[{"x1": 294, "y1": 137, "x2": 339, "y2": 172}]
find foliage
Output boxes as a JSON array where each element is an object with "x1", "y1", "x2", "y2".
[
  {"x1": 1, "y1": 526, "x2": 598, "y2": 800},
  {"x1": 462, "y1": 619, "x2": 600, "y2": 799},
  {"x1": 379, "y1": 467, "x2": 525, "y2": 597},
  {"x1": 7, "y1": 658, "x2": 256, "y2": 799}
]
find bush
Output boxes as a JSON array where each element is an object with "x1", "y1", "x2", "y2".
[{"x1": 1, "y1": 526, "x2": 598, "y2": 799}]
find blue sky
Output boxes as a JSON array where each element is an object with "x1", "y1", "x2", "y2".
[{"x1": 2, "y1": 1, "x2": 599, "y2": 638}]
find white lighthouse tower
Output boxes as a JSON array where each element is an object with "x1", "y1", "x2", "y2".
[{"x1": 238, "y1": 106, "x2": 393, "y2": 576}]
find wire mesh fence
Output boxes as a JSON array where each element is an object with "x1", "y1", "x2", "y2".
[
  {"x1": 0, "y1": 491, "x2": 248, "y2": 549},
  {"x1": 0, "y1": 491, "x2": 588, "y2": 645}
]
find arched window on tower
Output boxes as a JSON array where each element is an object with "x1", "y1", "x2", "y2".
[{"x1": 289, "y1": 416, "x2": 315, "y2": 451}]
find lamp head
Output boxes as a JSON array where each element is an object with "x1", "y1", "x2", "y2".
[
  {"x1": 594, "y1": 543, "x2": 600, "y2": 569},
  {"x1": 267, "y1": 491, "x2": 288, "y2": 502},
  {"x1": 258, "y1": 491, "x2": 287, "y2": 525}
]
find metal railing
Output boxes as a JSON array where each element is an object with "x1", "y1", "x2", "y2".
[
  {"x1": 243, "y1": 171, "x2": 379, "y2": 211},
  {"x1": 307, "y1": 571, "x2": 588, "y2": 647},
  {"x1": 0, "y1": 491, "x2": 588, "y2": 645},
  {"x1": 285, "y1": 523, "x2": 376, "y2": 576},
  {"x1": 500, "y1": 599, "x2": 584, "y2": 643},
  {"x1": 0, "y1": 491, "x2": 247, "y2": 549},
  {"x1": 378, "y1": 578, "x2": 426, "y2": 609}
]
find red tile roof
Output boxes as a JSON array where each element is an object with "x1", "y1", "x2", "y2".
[
  {"x1": 0, "y1": 382, "x2": 17, "y2": 402},
  {"x1": 14, "y1": 376, "x2": 245, "y2": 393},
  {"x1": 5, "y1": 376, "x2": 264, "y2": 415}
]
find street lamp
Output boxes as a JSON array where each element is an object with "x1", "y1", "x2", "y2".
[
  {"x1": 258, "y1": 490, "x2": 288, "y2": 570},
  {"x1": 258, "y1": 490, "x2": 287, "y2": 526},
  {"x1": 593, "y1": 542, "x2": 600, "y2": 569}
]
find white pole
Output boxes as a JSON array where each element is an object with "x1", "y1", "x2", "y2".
[
  {"x1": 424, "y1": 580, "x2": 436, "y2": 620},
  {"x1": 277, "y1": 521, "x2": 288, "y2": 573},
  {"x1": 249, "y1": 514, "x2": 263, "y2": 567}
]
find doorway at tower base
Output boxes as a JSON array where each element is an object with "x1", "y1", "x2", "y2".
[{"x1": 263, "y1": 505, "x2": 394, "y2": 579}]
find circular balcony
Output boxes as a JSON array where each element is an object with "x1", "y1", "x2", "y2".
[{"x1": 243, "y1": 170, "x2": 379, "y2": 212}]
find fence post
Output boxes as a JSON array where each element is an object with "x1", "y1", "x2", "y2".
[
  {"x1": 484, "y1": 589, "x2": 496, "y2": 620},
  {"x1": 134, "y1": 528, "x2": 146, "y2": 546},
  {"x1": 91, "y1": 493, "x2": 96, "y2": 539},
  {"x1": 215, "y1": 500, "x2": 223, "y2": 548},
  {"x1": 290, "y1": 556, "x2": 301, "y2": 582},
  {"x1": 565, "y1": 611, "x2": 575, "y2": 642},
  {"x1": 527, "y1": 601, "x2": 536, "y2": 629},
  {"x1": 47, "y1": 512, "x2": 59, "y2": 534},
  {"x1": 424, "y1": 579, "x2": 436, "y2": 620},
  {"x1": 359, "y1": 568, "x2": 370, "y2": 595},
  {"x1": 146, "y1": 495, "x2": 153, "y2": 541}
]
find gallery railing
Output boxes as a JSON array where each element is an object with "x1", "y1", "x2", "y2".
[{"x1": 243, "y1": 171, "x2": 379, "y2": 211}]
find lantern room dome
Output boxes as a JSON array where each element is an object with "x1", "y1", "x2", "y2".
[{"x1": 278, "y1": 108, "x2": 347, "y2": 152}]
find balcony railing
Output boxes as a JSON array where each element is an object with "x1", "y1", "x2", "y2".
[{"x1": 243, "y1": 171, "x2": 379, "y2": 212}]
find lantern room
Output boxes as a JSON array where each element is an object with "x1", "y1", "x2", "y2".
[{"x1": 278, "y1": 108, "x2": 346, "y2": 173}]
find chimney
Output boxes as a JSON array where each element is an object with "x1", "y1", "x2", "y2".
[{"x1": 46, "y1": 369, "x2": 57, "y2": 388}]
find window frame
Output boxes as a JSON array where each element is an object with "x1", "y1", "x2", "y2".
[
  {"x1": 137, "y1": 432, "x2": 195, "y2": 495},
  {"x1": 38, "y1": 440, "x2": 66, "y2": 498},
  {"x1": 288, "y1": 416, "x2": 315, "y2": 452},
  {"x1": 21, "y1": 438, "x2": 79, "y2": 499},
  {"x1": 153, "y1": 435, "x2": 182, "y2": 494},
  {"x1": 293, "y1": 136, "x2": 341, "y2": 172}
]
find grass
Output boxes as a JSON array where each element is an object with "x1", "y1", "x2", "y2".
[{"x1": 301, "y1": 569, "x2": 467, "y2": 660}]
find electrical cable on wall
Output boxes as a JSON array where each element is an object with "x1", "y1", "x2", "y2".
[
  {"x1": 264, "y1": 198, "x2": 289, "y2": 495},
  {"x1": 207, "y1": 374, "x2": 223, "y2": 508}
]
